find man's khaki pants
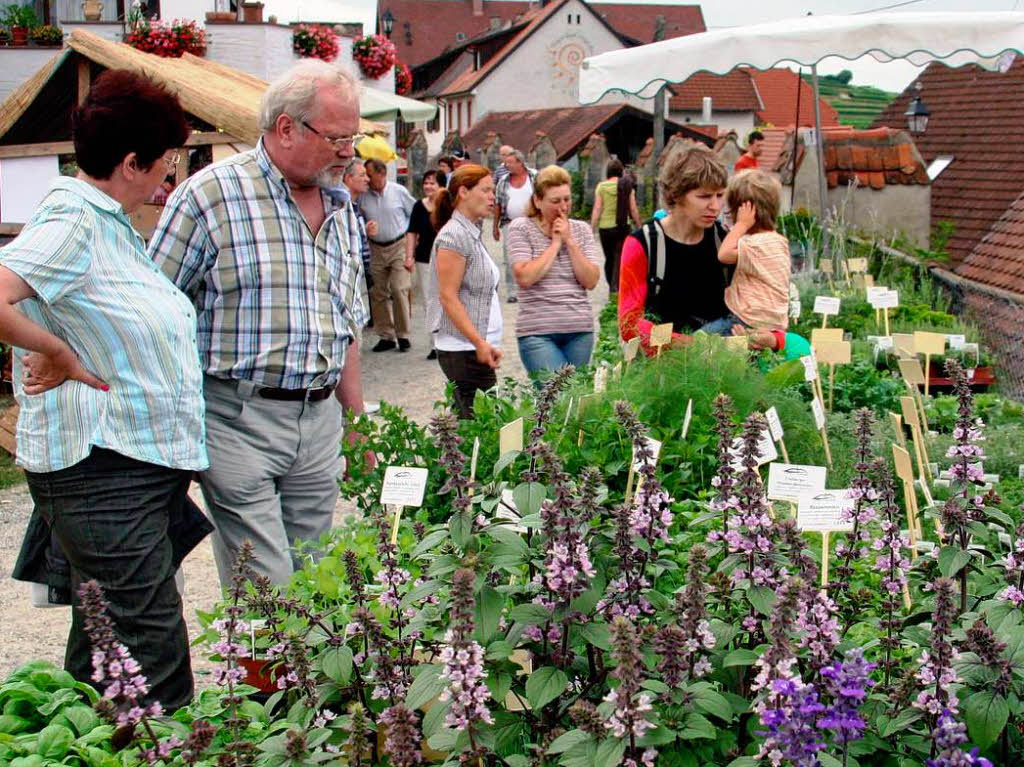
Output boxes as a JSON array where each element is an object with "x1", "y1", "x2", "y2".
[{"x1": 369, "y1": 240, "x2": 412, "y2": 341}]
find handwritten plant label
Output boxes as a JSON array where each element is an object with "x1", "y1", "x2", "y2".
[
  {"x1": 867, "y1": 335, "x2": 894, "y2": 350},
  {"x1": 900, "y1": 396, "x2": 920, "y2": 428},
  {"x1": 499, "y1": 417, "x2": 524, "y2": 456},
  {"x1": 813, "y1": 296, "x2": 841, "y2": 316},
  {"x1": 797, "y1": 490, "x2": 855, "y2": 532},
  {"x1": 380, "y1": 466, "x2": 429, "y2": 507},
  {"x1": 875, "y1": 289, "x2": 899, "y2": 309},
  {"x1": 681, "y1": 399, "x2": 693, "y2": 440},
  {"x1": 846, "y1": 257, "x2": 868, "y2": 273},
  {"x1": 811, "y1": 397, "x2": 826, "y2": 430},
  {"x1": 789, "y1": 299, "x2": 801, "y2": 319},
  {"x1": 730, "y1": 429, "x2": 779, "y2": 470},
  {"x1": 866, "y1": 286, "x2": 890, "y2": 306},
  {"x1": 623, "y1": 336, "x2": 641, "y2": 362},
  {"x1": 892, "y1": 333, "x2": 917, "y2": 358},
  {"x1": 767, "y1": 463, "x2": 827, "y2": 502},
  {"x1": 632, "y1": 437, "x2": 662, "y2": 472},
  {"x1": 649, "y1": 323, "x2": 673, "y2": 348},
  {"x1": 946, "y1": 334, "x2": 966, "y2": 350},
  {"x1": 892, "y1": 444, "x2": 915, "y2": 482},
  {"x1": 801, "y1": 355, "x2": 819, "y2": 382},
  {"x1": 764, "y1": 406, "x2": 784, "y2": 442}
]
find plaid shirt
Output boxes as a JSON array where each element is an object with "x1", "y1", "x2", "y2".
[
  {"x1": 494, "y1": 167, "x2": 537, "y2": 227},
  {"x1": 150, "y1": 139, "x2": 368, "y2": 389}
]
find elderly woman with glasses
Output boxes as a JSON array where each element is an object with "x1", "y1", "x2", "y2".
[{"x1": 0, "y1": 70, "x2": 211, "y2": 711}]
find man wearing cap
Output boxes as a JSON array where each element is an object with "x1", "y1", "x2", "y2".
[{"x1": 359, "y1": 158, "x2": 417, "y2": 352}]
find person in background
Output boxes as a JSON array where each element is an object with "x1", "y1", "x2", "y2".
[
  {"x1": 428, "y1": 165, "x2": 502, "y2": 418},
  {"x1": 733, "y1": 130, "x2": 764, "y2": 173},
  {"x1": 507, "y1": 165, "x2": 600, "y2": 379},
  {"x1": 339, "y1": 157, "x2": 375, "y2": 300},
  {"x1": 493, "y1": 149, "x2": 536, "y2": 303},
  {"x1": 405, "y1": 168, "x2": 446, "y2": 360},
  {"x1": 359, "y1": 157, "x2": 417, "y2": 352},
  {"x1": 700, "y1": 169, "x2": 791, "y2": 338},
  {"x1": 439, "y1": 156, "x2": 454, "y2": 177},
  {"x1": 492, "y1": 144, "x2": 513, "y2": 186},
  {"x1": 0, "y1": 69, "x2": 210, "y2": 710},
  {"x1": 590, "y1": 158, "x2": 640, "y2": 294},
  {"x1": 150, "y1": 59, "x2": 371, "y2": 588}
]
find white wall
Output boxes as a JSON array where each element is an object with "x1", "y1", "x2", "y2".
[
  {"x1": 669, "y1": 109, "x2": 755, "y2": 138},
  {"x1": 0, "y1": 156, "x2": 59, "y2": 224},
  {"x1": 161, "y1": 0, "x2": 211, "y2": 22},
  {"x1": 204, "y1": 23, "x2": 298, "y2": 82},
  {"x1": 472, "y1": 0, "x2": 626, "y2": 120}
]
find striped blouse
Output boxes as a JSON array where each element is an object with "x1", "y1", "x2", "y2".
[
  {"x1": 0, "y1": 178, "x2": 207, "y2": 473},
  {"x1": 505, "y1": 217, "x2": 599, "y2": 337}
]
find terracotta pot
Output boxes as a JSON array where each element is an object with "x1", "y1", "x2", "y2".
[
  {"x1": 241, "y1": 1, "x2": 263, "y2": 23},
  {"x1": 237, "y1": 657, "x2": 279, "y2": 693},
  {"x1": 81, "y1": 0, "x2": 104, "y2": 21},
  {"x1": 10, "y1": 26, "x2": 28, "y2": 46}
]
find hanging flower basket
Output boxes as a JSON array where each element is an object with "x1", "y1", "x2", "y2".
[
  {"x1": 291, "y1": 24, "x2": 339, "y2": 62},
  {"x1": 352, "y1": 34, "x2": 396, "y2": 80},
  {"x1": 125, "y1": 18, "x2": 205, "y2": 58},
  {"x1": 394, "y1": 59, "x2": 412, "y2": 95}
]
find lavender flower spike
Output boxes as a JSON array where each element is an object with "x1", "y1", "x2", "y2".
[{"x1": 926, "y1": 710, "x2": 993, "y2": 767}]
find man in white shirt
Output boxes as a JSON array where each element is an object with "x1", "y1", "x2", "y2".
[{"x1": 492, "y1": 150, "x2": 536, "y2": 303}]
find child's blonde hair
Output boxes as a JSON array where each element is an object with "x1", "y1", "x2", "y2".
[{"x1": 727, "y1": 169, "x2": 782, "y2": 231}]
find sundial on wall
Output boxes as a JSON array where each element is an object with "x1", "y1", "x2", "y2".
[{"x1": 549, "y1": 36, "x2": 592, "y2": 83}]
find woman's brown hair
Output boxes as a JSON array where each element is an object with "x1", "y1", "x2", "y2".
[{"x1": 431, "y1": 163, "x2": 492, "y2": 230}]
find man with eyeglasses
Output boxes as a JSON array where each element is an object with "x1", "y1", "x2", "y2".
[
  {"x1": 357, "y1": 157, "x2": 417, "y2": 352},
  {"x1": 149, "y1": 60, "x2": 373, "y2": 587}
]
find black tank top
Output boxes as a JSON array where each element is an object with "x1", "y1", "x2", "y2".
[{"x1": 645, "y1": 223, "x2": 730, "y2": 332}]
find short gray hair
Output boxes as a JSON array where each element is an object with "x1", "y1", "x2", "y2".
[
  {"x1": 259, "y1": 59, "x2": 357, "y2": 133},
  {"x1": 509, "y1": 149, "x2": 527, "y2": 164},
  {"x1": 342, "y1": 157, "x2": 364, "y2": 180}
]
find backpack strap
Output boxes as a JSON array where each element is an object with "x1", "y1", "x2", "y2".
[{"x1": 641, "y1": 220, "x2": 666, "y2": 300}]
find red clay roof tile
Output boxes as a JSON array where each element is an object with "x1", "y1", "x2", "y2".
[
  {"x1": 668, "y1": 70, "x2": 761, "y2": 111},
  {"x1": 872, "y1": 57, "x2": 1024, "y2": 271},
  {"x1": 747, "y1": 68, "x2": 840, "y2": 128}
]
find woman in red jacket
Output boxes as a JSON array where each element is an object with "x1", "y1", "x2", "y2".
[{"x1": 618, "y1": 144, "x2": 731, "y2": 354}]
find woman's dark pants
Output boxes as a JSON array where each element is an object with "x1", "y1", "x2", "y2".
[
  {"x1": 436, "y1": 350, "x2": 498, "y2": 419},
  {"x1": 25, "y1": 448, "x2": 197, "y2": 711}
]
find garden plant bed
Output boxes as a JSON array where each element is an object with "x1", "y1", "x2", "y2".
[{"x1": 1, "y1": 223, "x2": 1023, "y2": 766}]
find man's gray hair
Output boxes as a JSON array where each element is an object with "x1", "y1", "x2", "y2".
[
  {"x1": 342, "y1": 157, "x2": 364, "y2": 180},
  {"x1": 510, "y1": 149, "x2": 527, "y2": 164},
  {"x1": 259, "y1": 59, "x2": 357, "y2": 133}
]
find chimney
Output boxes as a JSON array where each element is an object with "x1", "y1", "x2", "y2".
[
  {"x1": 472, "y1": 0, "x2": 483, "y2": 16},
  {"x1": 701, "y1": 97, "x2": 712, "y2": 124}
]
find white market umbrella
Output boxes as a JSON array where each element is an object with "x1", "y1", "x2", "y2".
[
  {"x1": 360, "y1": 86, "x2": 437, "y2": 123},
  {"x1": 578, "y1": 11, "x2": 1024, "y2": 103}
]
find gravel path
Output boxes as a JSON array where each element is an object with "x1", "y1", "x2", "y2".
[{"x1": 0, "y1": 223, "x2": 609, "y2": 684}]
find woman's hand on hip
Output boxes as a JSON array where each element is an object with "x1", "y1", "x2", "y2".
[
  {"x1": 21, "y1": 346, "x2": 108, "y2": 395},
  {"x1": 474, "y1": 340, "x2": 503, "y2": 369}
]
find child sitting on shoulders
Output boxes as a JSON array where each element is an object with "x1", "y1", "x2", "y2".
[{"x1": 700, "y1": 169, "x2": 791, "y2": 337}]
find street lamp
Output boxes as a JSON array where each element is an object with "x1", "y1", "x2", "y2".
[
  {"x1": 905, "y1": 81, "x2": 930, "y2": 134},
  {"x1": 381, "y1": 9, "x2": 395, "y2": 38}
]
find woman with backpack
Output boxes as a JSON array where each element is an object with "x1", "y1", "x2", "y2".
[{"x1": 618, "y1": 144, "x2": 734, "y2": 353}]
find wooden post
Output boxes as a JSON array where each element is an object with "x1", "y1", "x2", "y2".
[
  {"x1": 77, "y1": 57, "x2": 91, "y2": 105},
  {"x1": 390, "y1": 505, "x2": 405, "y2": 544}
]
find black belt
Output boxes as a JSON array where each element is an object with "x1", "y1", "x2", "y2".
[
  {"x1": 256, "y1": 384, "x2": 336, "y2": 402},
  {"x1": 369, "y1": 234, "x2": 404, "y2": 247}
]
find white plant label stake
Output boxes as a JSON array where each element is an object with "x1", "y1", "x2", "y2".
[{"x1": 380, "y1": 466, "x2": 430, "y2": 544}]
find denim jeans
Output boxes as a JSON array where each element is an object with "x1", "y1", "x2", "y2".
[
  {"x1": 25, "y1": 448, "x2": 199, "y2": 711},
  {"x1": 517, "y1": 332, "x2": 595, "y2": 379},
  {"x1": 699, "y1": 313, "x2": 747, "y2": 336}
]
